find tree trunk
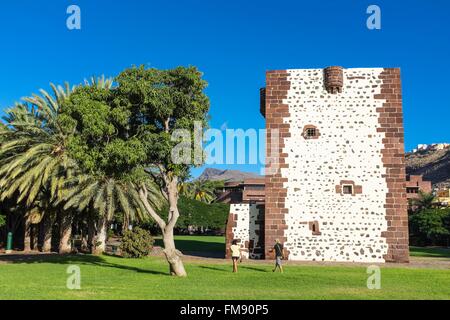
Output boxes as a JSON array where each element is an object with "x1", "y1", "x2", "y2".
[
  {"x1": 138, "y1": 176, "x2": 187, "y2": 277},
  {"x1": 31, "y1": 224, "x2": 39, "y2": 251},
  {"x1": 23, "y1": 215, "x2": 32, "y2": 252},
  {"x1": 87, "y1": 217, "x2": 96, "y2": 254},
  {"x1": 38, "y1": 213, "x2": 53, "y2": 252},
  {"x1": 163, "y1": 178, "x2": 187, "y2": 277},
  {"x1": 94, "y1": 218, "x2": 107, "y2": 255},
  {"x1": 162, "y1": 228, "x2": 187, "y2": 277},
  {"x1": 59, "y1": 214, "x2": 72, "y2": 254}
]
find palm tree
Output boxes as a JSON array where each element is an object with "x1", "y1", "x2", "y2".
[
  {"x1": 0, "y1": 76, "x2": 165, "y2": 255},
  {"x1": 0, "y1": 77, "x2": 113, "y2": 253},
  {"x1": 0, "y1": 83, "x2": 76, "y2": 252},
  {"x1": 413, "y1": 191, "x2": 436, "y2": 212},
  {"x1": 57, "y1": 175, "x2": 163, "y2": 254},
  {"x1": 179, "y1": 179, "x2": 223, "y2": 204}
]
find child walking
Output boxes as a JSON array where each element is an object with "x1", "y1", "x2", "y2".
[
  {"x1": 272, "y1": 239, "x2": 284, "y2": 273},
  {"x1": 229, "y1": 240, "x2": 242, "y2": 273}
]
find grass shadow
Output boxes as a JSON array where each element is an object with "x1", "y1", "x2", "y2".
[
  {"x1": 154, "y1": 237, "x2": 225, "y2": 259},
  {"x1": 0, "y1": 253, "x2": 168, "y2": 276},
  {"x1": 410, "y1": 246, "x2": 450, "y2": 258},
  {"x1": 240, "y1": 266, "x2": 269, "y2": 273},
  {"x1": 198, "y1": 265, "x2": 229, "y2": 272}
]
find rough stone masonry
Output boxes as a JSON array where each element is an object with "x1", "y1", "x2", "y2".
[{"x1": 226, "y1": 66, "x2": 409, "y2": 263}]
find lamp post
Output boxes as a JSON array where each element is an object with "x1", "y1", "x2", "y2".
[{"x1": 6, "y1": 232, "x2": 13, "y2": 254}]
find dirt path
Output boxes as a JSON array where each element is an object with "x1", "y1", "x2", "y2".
[
  {"x1": 1, "y1": 250, "x2": 449, "y2": 270},
  {"x1": 180, "y1": 253, "x2": 450, "y2": 270}
]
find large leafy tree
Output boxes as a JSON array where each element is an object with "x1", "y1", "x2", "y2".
[
  {"x1": 117, "y1": 66, "x2": 209, "y2": 276},
  {"x1": 61, "y1": 66, "x2": 209, "y2": 276},
  {"x1": 56, "y1": 81, "x2": 163, "y2": 254}
]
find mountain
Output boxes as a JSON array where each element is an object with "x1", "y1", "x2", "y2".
[
  {"x1": 406, "y1": 146, "x2": 450, "y2": 189},
  {"x1": 198, "y1": 168, "x2": 261, "y2": 182}
]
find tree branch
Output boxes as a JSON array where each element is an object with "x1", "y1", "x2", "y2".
[
  {"x1": 165, "y1": 176, "x2": 180, "y2": 231},
  {"x1": 144, "y1": 168, "x2": 168, "y2": 200},
  {"x1": 139, "y1": 184, "x2": 166, "y2": 230},
  {"x1": 164, "y1": 118, "x2": 170, "y2": 133}
]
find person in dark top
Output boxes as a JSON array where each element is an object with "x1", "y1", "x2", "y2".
[{"x1": 272, "y1": 239, "x2": 284, "y2": 273}]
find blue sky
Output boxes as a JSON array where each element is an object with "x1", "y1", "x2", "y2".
[{"x1": 0, "y1": 0, "x2": 449, "y2": 178}]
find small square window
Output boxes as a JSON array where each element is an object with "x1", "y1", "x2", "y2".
[
  {"x1": 303, "y1": 125, "x2": 320, "y2": 140},
  {"x1": 342, "y1": 185, "x2": 353, "y2": 195},
  {"x1": 306, "y1": 128, "x2": 316, "y2": 138}
]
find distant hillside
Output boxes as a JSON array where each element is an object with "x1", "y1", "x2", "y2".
[
  {"x1": 406, "y1": 147, "x2": 450, "y2": 189},
  {"x1": 198, "y1": 168, "x2": 261, "y2": 182}
]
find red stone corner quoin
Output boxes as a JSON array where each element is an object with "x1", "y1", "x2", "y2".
[
  {"x1": 263, "y1": 70, "x2": 292, "y2": 260},
  {"x1": 262, "y1": 66, "x2": 409, "y2": 263},
  {"x1": 376, "y1": 68, "x2": 409, "y2": 263}
]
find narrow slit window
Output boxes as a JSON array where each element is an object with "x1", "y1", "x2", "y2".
[{"x1": 309, "y1": 221, "x2": 321, "y2": 235}]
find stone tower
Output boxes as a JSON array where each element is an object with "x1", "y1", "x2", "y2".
[{"x1": 262, "y1": 66, "x2": 409, "y2": 263}]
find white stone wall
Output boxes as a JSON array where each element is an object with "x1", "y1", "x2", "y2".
[
  {"x1": 281, "y1": 68, "x2": 389, "y2": 263},
  {"x1": 230, "y1": 203, "x2": 262, "y2": 259}
]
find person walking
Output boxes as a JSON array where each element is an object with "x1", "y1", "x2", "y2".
[
  {"x1": 272, "y1": 239, "x2": 284, "y2": 273},
  {"x1": 230, "y1": 240, "x2": 242, "y2": 273}
]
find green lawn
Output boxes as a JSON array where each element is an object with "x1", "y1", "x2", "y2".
[
  {"x1": 154, "y1": 235, "x2": 225, "y2": 253},
  {"x1": 0, "y1": 236, "x2": 449, "y2": 300},
  {"x1": 0, "y1": 257, "x2": 449, "y2": 299},
  {"x1": 410, "y1": 246, "x2": 450, "y2": 258}
]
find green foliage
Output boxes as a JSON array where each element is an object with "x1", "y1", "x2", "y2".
[
  {"x1": 0, "y1": 66, "x2": 210, "y2": 261},
  {"x1": 0, "y1": 213, "x2": 5, "y2": 227},
  {"x1": 59, "y1": 66, "x2": 210, "y2": 228},
  {"x1": 409, "y1": 208, "x2": 450, "y2": 246},
  {"x1": 120, "y1": 227, "x2": 154, "y2": 258},
  {"x1": 411, "y1": 191, "x2": 436, "y2": 212},
  {"x1": 61, "y1": 85, "x2": 146, "y2": 177},
  {"x1": 55, "y1": 78, "x2": 163, "y2": 224},
  {"x1": 0, "y1": 78, "x2": 113, "y2": 208},
  {"x1": 179, "y1": 180, "x2": 224, "y2": 204},
  {"x1": 158, "y1": 196, "x2": 229, "y2": 230},
  {"x1": 114, "y1": 66, "x2": 210, "y2": 177},
  {"x1": 107, "y1": 229, "x2": 115, "y2": 239},
  {"x1": 0, "y1": 83, "x2": 77, "y2": 206}
]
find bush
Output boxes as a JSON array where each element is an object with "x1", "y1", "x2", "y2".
[
  {"x1": 120, "y1": 227, "x2": 154, "y2": 258},
  {"x1": 409, "y1": 208, "x2": 450, "y2": 246},
  {"x1": 107, "y1": 229, "x2": 115, "y2": 239},
  {"x1": 0, "y1": 214, "x2": 5, "y2": 227}
]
